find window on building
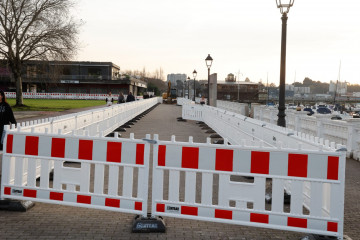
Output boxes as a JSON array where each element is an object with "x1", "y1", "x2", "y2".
[{"x1": 88, "y1": 68, "x2": 101, "y2": 76}]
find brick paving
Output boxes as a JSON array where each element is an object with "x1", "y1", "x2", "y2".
[{"x1": 0, "y1": 103, "x2": 358, "y2": 239}]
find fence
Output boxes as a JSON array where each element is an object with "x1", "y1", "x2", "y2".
[
  {"x1": 1, "y1": 131, "x2": 346, "y2": 239},
  {"x1": 5, "y1": 92, "x2": 144, "y2": 100},
  {"x1": 1, "y1": 98, "x2": 160, "y2": 187},
  {"x1": 151, "y1": 134, "x2": 345, "y2": 239},
  {"x1": 253, "y1": 105, "x2": 360, "y2": 160},
  {"x1": 7, "y1": 97, "x2": 160, "y2": 137},
  {"x1": 1, "y1": 131, "x2": 150, "y2": 217}
]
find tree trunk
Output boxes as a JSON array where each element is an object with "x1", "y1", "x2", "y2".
[{"x1": 14, "y1": 71, "x2": 23, "y2": 106}]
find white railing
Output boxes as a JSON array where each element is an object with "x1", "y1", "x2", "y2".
[
  {"x1": 182, "y1": 104, "x2": 344, "y2": 152},
  {"x1": 6, "y1": 98, "x2": 160, "y2": 137},
  {"x1": 216, "y1": 100, "x2": 249, "y2": 116},
  {"x1": 5, "y1": 92, "x2": 144, "y2": 100},
  {"x1": 176, "y1": 98, "x2": 193, "y2": 106},
  {"x1": 253, "y1": 105, "x2": 360, "y2": 160}
]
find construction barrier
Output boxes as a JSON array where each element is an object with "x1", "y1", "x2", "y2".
[
  {"x1": 151, "y1": 134, "x2": 345, "y2": 239},
  {"x1": 1, "y1": 131, "x2": 150, "y2": 217}
]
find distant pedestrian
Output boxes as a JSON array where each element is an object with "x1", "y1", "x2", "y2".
[
  {"x1": 117, "y1": 92, "x2": 125, "y2": 104},
  {"x1": 105, "y1": 92, "x2": 114, "y2": 106},
  {"x1": 0, "y1": 90, "x2": 16, "y2": 151},
  {"x1": 126, "y1": 92, "x2": 135, "y2": 102},
  {"x1": 200, "y1": 96, "x2": 206, "y2": 105}
]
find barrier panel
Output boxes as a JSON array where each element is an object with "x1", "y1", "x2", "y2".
[
  {"x1": 254, "y1": 105, "x2": 360, "y2": 160},
  {"x1": 1, "y1": 131, "x2": 151, "y2": 217},
  {"x1": 10, "y1": 97, "x2": 160, "y2": 137},
  {"x1": 151, "y1": 134, "x2": 345, "y2": 239}
]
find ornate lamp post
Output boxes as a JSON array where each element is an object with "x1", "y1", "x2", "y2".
[
  {"x1": 276, "y1": 0, "x2": 294, "y2": 127},
  {"x1": 205, "y1": 54, "x2": 213, "y2": 105},
  {"x1": 187, "y1": 76, "x2": 190, "y2": 99},
  {"x1": 183, "y1": 79, "x2": 186, "y2": 98},
  {"x1": 192, "y1": 70, "x2": 197, "y2": 101}
]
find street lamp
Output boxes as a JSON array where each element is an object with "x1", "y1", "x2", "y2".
[
  {"x1": 193, "y1": 70, "x2": 197, "y2": 101},
  {"x1": 205, "y1": 54, "x2": 213, "y2": 105},
  {"x1": 276, "y1": 0, "x2": 295, "y2": 127},
  {"x1": 187, "y1": 76, "x2": 190, "y2": 99},
  {"x1": 183, "y1": 79, "x2": 186, "y2": 98}
]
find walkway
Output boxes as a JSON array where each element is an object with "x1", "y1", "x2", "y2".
[{"x1": 0, "y1": 104, "x2": 357, "y2": 239}]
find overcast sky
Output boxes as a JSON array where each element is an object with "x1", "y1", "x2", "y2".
[{"x1": 74, "y1": 0, "x2": 360, "y2": 85}]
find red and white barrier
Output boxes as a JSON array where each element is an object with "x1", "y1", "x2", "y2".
[
  {"x1": 1, "y1": 132, "x2": 151, "y2": 216},
  {"x1": 151, "y1": 135, "x2": 345, "y2": 239}
]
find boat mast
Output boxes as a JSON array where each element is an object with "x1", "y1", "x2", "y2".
[{"x1": 333, "y1": 60, "x2": 341, "y2": 105}]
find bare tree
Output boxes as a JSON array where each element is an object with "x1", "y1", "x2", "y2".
[{"x1": 0, "y1": 0, "x2": 81, "y2": 106}]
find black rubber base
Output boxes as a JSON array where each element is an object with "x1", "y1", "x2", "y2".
[
  {"x1": 132, "y1": 215, "x2": 166, "y2": 233},
  {"x1": 0, "y1": 200, "x2": 35, "y2": 212},
  {"x1": 301, "y1": 234, "x2": 338, "y2": 240},
  {"x1": 210, "y1": 134, "x2": 221, "y2": 138}
]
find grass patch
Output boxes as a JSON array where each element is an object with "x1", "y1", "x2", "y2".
[{"x1": 8, "y1": 99, "x2": 106, "y2": 112}]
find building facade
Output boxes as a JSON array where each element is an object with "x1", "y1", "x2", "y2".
[
  {"x1": 329, "y1": 81, "x2": 347, "y2": 95},
  {"x1": 167, "y1": 73, "x2": 187, "y2": 87},
  {"x1": 0, "y1": 60, "x2": 147, "y2": 95}
]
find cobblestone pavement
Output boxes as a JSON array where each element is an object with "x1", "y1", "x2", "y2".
[{"x1": 0, "y1": 104, "x2": 357, "y2": 240}]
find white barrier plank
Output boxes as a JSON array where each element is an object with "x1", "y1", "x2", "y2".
[
  {"x1": 122, "y1": 166, "x2": 133, "y2": 198},
  {"x1": 168, "y1": 170, "x2": 180, "y2": 202},
  {"x1": 108, "y1": 165, "x2": 119, "y2": 196},
  {"x1": 94, "y1": 164, "x2": 105, "y2": 194}
]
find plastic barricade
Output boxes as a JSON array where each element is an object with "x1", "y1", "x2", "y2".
[
  {"x1": 1, "y1": 131, "x2": 151, "y2": 217},
  {"x1": 151, "y1": 134, "x2": 345, "y2": 239}
]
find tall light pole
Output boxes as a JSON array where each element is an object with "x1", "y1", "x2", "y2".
[
  {"x1": 187, "y1": 76, "x2": 190, "y2": 99},
  {"x1": 276, "y1": 0, "x2": 295, "y2": 127},
  {"x1": 183, "y1": 79, "x2": 186, "y2": 98},
  {"x1": 205, "y1": 54, "x2": 213, "y2": 105},
  {"x1": 193, "y1": 70, "x2": 197, "y2": 101}
]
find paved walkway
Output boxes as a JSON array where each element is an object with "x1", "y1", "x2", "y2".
[{"x1": 0, "y1": 104, "x2": 358, "y2": 239}]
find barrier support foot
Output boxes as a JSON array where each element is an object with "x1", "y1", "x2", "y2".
[
  {"x1": 301, "y1": 234, "x2": 341, "y2": 240},
  {"x1": 132, "y1": 214, "x2": 166, "y2": 233},
  {"x1": 0, "y1": 200, "x2": 35, "y2": 212}
]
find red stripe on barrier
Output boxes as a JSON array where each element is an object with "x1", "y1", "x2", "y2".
[
  {"x1": 327, "y1": 156, "x2": 339, "y2": 180},
  {"x1": 182, "y1": 147, "x2": 199, "y2": 169},
  {"x1": 287, "y1": 217, "x2": 307, "y2": 228},
  {"x1": 23, "y1": 189, "x2": 37, "y2": 198},
  {"x1": 158, "y1": 145, "x2": 166, "y2": 166},
  {"x1": 105, "y1": 198, "x2": 120, "y2": 208},
  {"x1": 78, "y1": 140, "x2": 93, "y2": 160},
  {"x1": 50, "y1": 192, "x2": 64, "y2": 201},
  {"x1": 327, "y1": 222, "x2": 338, "y2": 232},
  {"x1": 6, "y1": 134, "x2": 13, "y2": 153},
  {"x1": 215, "y1": 149, "x2": 233, "y2": 171},
  {"x1": 135, "y1": 202, "x2": 142, "y2": 211},
  {"x1": 215, "y1": 209, "x2": 232, "y2": 220},
  {"x1": 250, "y1": 213, "x2": 269, "y2": 224},
  {"x1": 251, "y1": 151, "x2": 270, "y2": 174},
  {"x1": 156, "y1": 203, "x2": 165, "y2": 212},
  {"x1": 181, "y1": 206, "x2": 198, "y2": 216},
  {"x1": 136, "y1": 144, "x2": 145, "y2": 165},
  {"x1": 77, "y1": 195, "x2": 91, "y2": 204},
  {"x1": 4, "y1": 187, "x2": 11, "y2": 195},
  {"x1": 107, "y1": 142, "x2": 122, "y2": 163},
  {"x1": 51, "y1": 138, "x2": 66, "y2": 158},
  {"x1": 25, "y1": 136, "x2": 39, "y2": 156},
  {"x1": 288, "y1": 154, "x2": 308, "y2": 178}
]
